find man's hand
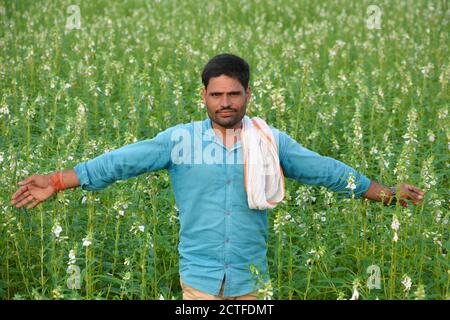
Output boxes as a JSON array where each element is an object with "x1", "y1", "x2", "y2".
[
  {"x1": 363, "y1": 181, "x2": 425, "y2": 207},
  {"x1": 395, "y1": 183, "x2": 425, "y2": 207},
  {"x1": 11, "y1": 174, "x2": 56, "y2": 209}
]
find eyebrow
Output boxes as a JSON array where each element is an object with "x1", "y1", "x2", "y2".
[{"x1": 209, "y1": 91, "x2": 242, "y2": 95}]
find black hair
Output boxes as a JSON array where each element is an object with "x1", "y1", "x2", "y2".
[{"x1": 201, "y1": 53, "x2": 250, "y2": 89}]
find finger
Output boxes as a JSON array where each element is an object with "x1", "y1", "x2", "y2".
[
  {"x1": 407, "y1": 185, "x2": 425, "y2": 197},
  {"x1": 18, "y1": 175, "x2": 35, "y2": 186},
  {"x1": 27, "y1": 199, "x2": 41, "y2": 209},
  {"x1": 405, "y1": 192, "x2": 422, "y2": 205},
  {"x1": 415, "y1": 194, "x2": 425, "y2": 204},
  {"x1": 401, "y1": 186, "x2": 419, "y2": 199},
  {"x1": 412, "y1": 192, "x2": 424, "y2": 200},
  {"x1": 408, "y1": 189, "x2": 424, "y2": 201},
  {"x1": 12, "y1": 185, "x2": 29, "y2": 200},
  {"x1": 15, "y1": 194, "x2": 34, "y2": 209},
  {"x1": 11, "y1": 190, "x2": 31, "y2": 205}
]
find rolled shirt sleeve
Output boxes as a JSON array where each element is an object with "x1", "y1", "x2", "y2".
[
  {"x1": 277, "y1": 130, "x2": 371, "y2": 198},
  {"x1": 74, "y1": 127, "x2": 173, "y2": 191}
]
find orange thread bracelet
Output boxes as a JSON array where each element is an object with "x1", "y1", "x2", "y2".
[{"x1": 51, "y1": 171, "x2": 66, "y2": 192}]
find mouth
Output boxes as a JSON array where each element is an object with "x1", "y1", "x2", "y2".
[{"x1": 217, "y1": 110, "x2": 236, "y2": 118}]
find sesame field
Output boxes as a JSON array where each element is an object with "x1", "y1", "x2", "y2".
[{"x1": 0, "y1": 0, "x2": 449, "y2": 300}]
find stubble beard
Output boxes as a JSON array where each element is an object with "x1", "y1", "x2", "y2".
[
  {"x1": 213, "y1": 113, "x2": 243, "y2": 129},
  {"x1": 209, "y1": 104, "x2": 246, "y2": 130}
]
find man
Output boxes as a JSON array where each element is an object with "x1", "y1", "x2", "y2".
[{"x1": 11, "y1": 53, "x2": 425, "y2": 300}]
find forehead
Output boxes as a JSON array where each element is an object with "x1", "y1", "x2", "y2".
[{"x1": 207, "y1": 75, "x2": 244, "y2": 92}]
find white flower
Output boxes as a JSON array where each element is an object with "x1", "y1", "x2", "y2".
[
  {"x1": 420, "y1": 63, "x2": 434, "y2": 78},
  {"x1": 257, "y1": 281, "x2": 273, "y2": 300},
  {"x1": 295, "y1": 186, "x2": 316, "y2": 208},
  {"x1": 130, "y1": 224, "x2": 145, "y2": 234},
  {"x1": 123, "y1": 272, "x2": 131, "y2": 281},
  {"x1": 391, "y1": 215, "x2": 400, "y2": 231},
  {"x1": 82, "y1": 237, "x2": 92, "y2": 247},
  {"x1": 346, "y1": 173, "x2": 356, "y2": 190},
  {"x1": 402, "y1": 275, "x2": 412, "y2": 292},
  {"x1": 0, "y1": 153, "x2": 4, "y2": 163},
  {"x1": 159, "y1": 294, "x2": 165, "y2": 300},
  {"x1": 370, "y1": 146, "x2": 379, "y2": 155},
  {"x1": 414, "y1": 284, "x2": 426, "y2": 300},
  {"x1": 52, "y1": 224, "x2": 63, "y2": 238},
  {"x1": 124, "y1": 258, "x2": 130, "y2": 266},
  {"x1": 118, "y1": 210, "x2": 125, "y2": 216},
  {"x1": 393, "y1": 232, "x2": 399, "y2": 242},
  {"x1": 350, "y1": 287, "x2": 359, "y2": 300},
  {"x1": 335, "y1": 40, "x2": 346, "y2": 48},
  {"x1": 336, "y1": 292, "x2": 346, "y2": 300},
  {"x1": 0, "y1": 106, "x2": 10, "y2": 116},
  {"x1": 52, "y1": 287, "x2": 64, "y2": 299},
  {"x1": 78, "y1": 103, "x2": 86, "y2": 115},
  {"x1": 64, "y1": 83, "x2": 71, "y2": 89}
]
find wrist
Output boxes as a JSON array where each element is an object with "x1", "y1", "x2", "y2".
[
  {"x1": 50, "y1": 171, "x2": 66, "y2": 193},
  {"x1": 385, "y1": 186, "x2": 397, "y2": 206}
]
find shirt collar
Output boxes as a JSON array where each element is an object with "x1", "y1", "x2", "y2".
[{"x1": 202, "y1": 117, "x2": 242, "y2": 152}]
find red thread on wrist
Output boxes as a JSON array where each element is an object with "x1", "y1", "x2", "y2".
[{"x1": 51, "y1": 172, "x2": 65, "y2": 192}]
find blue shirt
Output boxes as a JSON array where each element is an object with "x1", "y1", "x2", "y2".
[{"x1": 74, "y1": 117, "x2": 371, "y2": 297}]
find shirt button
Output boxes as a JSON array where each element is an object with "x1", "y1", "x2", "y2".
[
  {"x1": 225, "y1": 211, "x2": 230, "y2": 216},
  {"x1": 225, "y1": 264, "x2": 229, "y2": 269},
  {"x1": 226, "y1": 179, "x2": 231, "y2": 185},
  {"x1": 225, "y1": 238, "x2": 230, "y2": 243}
]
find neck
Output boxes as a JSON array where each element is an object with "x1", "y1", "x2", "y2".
[
  {"x1": 211, "y1": 120, "x2": 243, "y2": 135},
  {"x1": 211, "y1": 119, "x2": 243, "y2": 145}
]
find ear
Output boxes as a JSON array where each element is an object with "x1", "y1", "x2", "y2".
[
  {"x1": 245, "y1": 86, "x2": 252, "y2": 102},
  {"x1": 202, "y1": 87, "x2": 207, "y2": 104}
]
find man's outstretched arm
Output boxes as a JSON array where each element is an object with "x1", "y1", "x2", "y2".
[
  {"x1": 11, "y1": 125, "x2": 176, "y2": 210},
  {"x1": 277, "y1": 129, "x2": 425, "y2": 206},
  {"x1": 11, "y1": 169, "x2": 80, "y2": 209}
]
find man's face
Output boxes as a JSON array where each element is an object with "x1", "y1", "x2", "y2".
[{"x1": 202, "y1": 75, "x2": 251, "y2": 129}]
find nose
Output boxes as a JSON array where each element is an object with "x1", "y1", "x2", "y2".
[{"x1": 220, "y1": 94, "x2": 231, "y2": 108}]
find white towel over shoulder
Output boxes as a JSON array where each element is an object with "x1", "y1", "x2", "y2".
[{"x1": 241, "y1": 116, "x2": 285, "y2": 210}]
